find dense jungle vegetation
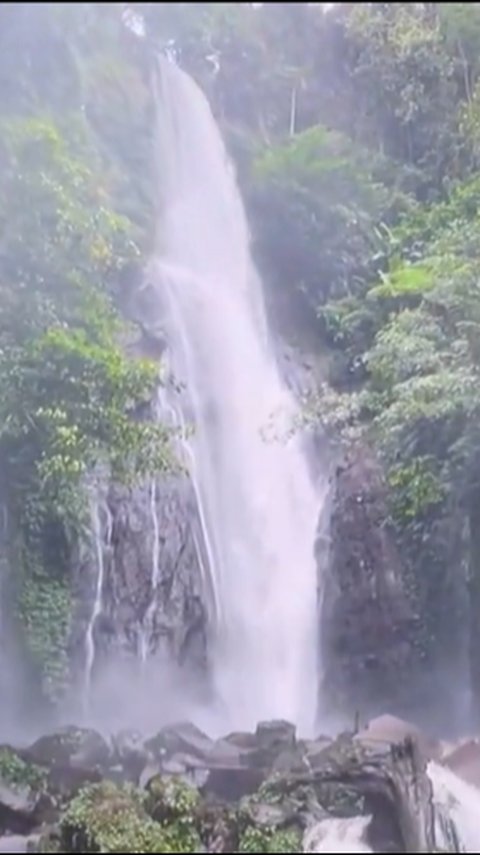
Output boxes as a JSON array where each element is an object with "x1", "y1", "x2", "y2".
[{"x1": 3, "y1": 1, "x2": 480, "y2": 701}]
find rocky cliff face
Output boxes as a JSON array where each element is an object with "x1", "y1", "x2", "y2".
[
  {"x1": 322, "y1": 444, "x2": 473, "y2": 736},
  {"x1": 67, "y1": 469, "x2": 208, "y2": 721},
  {"x1": 321, "y1": 448, "x2": 425, "y2": 726}
]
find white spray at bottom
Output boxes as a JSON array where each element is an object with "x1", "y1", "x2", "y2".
[
  {"x1": 429, "y1": 761, "x2": 480, "y2": 853},
  {"x1": 303, "y1": 817, "x2": 373, "y2": 853}
]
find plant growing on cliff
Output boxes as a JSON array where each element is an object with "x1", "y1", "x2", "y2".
[
  {"x1": 238, "y1": 825, "x2": 302, "y2": 853},
  {"x1": 0, "y1": 747, "x2": 46, "y2": 790},
  {"x1": 0, "y1": 58, "x2": 172, "y2": 700},
  {"x1": 62, "y1": 782, "x2": 201, "y2": 853}
]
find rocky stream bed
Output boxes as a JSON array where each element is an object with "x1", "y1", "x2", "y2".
[{"x1": 0, "y1": 714, "x2": 476, "y2": 853}]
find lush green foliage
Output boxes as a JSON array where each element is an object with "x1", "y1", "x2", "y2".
[
  {"x1": 62, "y1": 781, "x2": 201, "y2": 853},
  {"x1": 0, "y1": 4, "x2": 171, "y2": 701},
  {"x1": 238, "y1": 825, "x2": 301, "y2": 854},
  {"x1": 0, "y1": 747, "x2": 46, "y2": 790}
]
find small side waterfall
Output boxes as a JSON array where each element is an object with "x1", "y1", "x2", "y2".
[
  {"x1": 138, "y1": 478, "x2": 161, "y2": 663},
  {"x1": 84, "y1": 496, "x2": 112, "y2": 707},
  {"x1": 151, "y1": 58, "x2": 323, "y2": 735}
]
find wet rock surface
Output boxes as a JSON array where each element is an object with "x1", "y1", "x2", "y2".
[
  {"x1": 0, "y1": 715, "x2": 469, "y2": 852},
  {"x1": 324, "y1": 448, "x2": 426, "y2": 722}
]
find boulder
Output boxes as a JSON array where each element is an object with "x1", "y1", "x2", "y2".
[
  {"x1": 251, "y1": 733, "x2": 437, "y2": 852},
  {"x1": 25, "y1": 728, "x2": 111, "y2": 771},
  {"x1": 112, "y1": 730, "x2": 149, "y2": 783},
  {"x1": 146, "y1": 721, "x2": 213, "y2": 765},
  {"x1": 223, "y1": 732, "x2": 257, "y2": 751},
  {"x1": 242, "y1": 721, "x2": 299, "y2": 772},
  {"x1": 203, "y1": 766, "x2": 265, "y2": 803},
  {"x1": 354, "y1": 714, "x2": 442, "y2": 761},
  {"x1": 255, "y1": 721, "x2": 296, "y2": 752},
  {"x1": 0, "y1": 780, "x2": 53, "y2": 836},
  {"x1": 45, "y1": 764, "x2": 103, "y2": 802},
  {"x1": 442, "y1": 739, "x2": 480, "y2": 788}
]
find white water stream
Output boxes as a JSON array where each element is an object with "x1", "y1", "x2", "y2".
[
  {"x1": 429, "y1": 761, "x2": 480, "y2": 852},
  {"x1": 303, "y1": 817, "x2": 373, "y2": 853},
  {"x1": 84, "y1": 496, "x2": 112, "y2": 707},
  {"x1": 152, "y1": 59, "x2": 322, "y2": 735},
  {"x1": 138, "y1": 478, "x2": 161, "y2": 664}
]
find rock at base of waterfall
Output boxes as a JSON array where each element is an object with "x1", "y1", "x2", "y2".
[
  {"x1": 111, "y1": 729, "x2": 149, "y2": 783},
  {"x1": 145, "y1": 721, "x2": 214, "y2": 763},
  {"x1": 324, "y1": 448, "x2": 426, "y2": 721},
  {"x1": 0, "y1": 778, "x2": 54, "y2": 836},
  {"x1": 442, "y1": 738, "x2": 480, "y2": 788},
  {"x1": 354, "y1": 713, "x2": 442, "y2": 760},
  {"x1": 25, "y1": 727, "x2": 111, "y2": 771},
  {"x1": 1, "y1": 718, "x2": 472, "y2": 853}
]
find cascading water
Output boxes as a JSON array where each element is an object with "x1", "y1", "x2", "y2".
[
  {"x1": 429, "y1": 761, "x2": 480, "y2": 852},
  {"x1": 84, "y1": 496, "x2": 112, "y2": 708},
  {"x1": 138, "y1": 478, "x2": 161, "y2": 664},
  {"x1": 303, "y1": 817, "x2": 373, "y2": 853},
  {"x1": 151, "y1": 58, "x2": 322, "y2": 735}
]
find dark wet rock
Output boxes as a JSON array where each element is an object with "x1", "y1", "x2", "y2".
[
  {"x1": 112, "y1": 730, "x2": 149, "y2": 783},
  {"x1": 203, "y1": 767, "x2": 265, "y2": 803},
  {"x1": 101, "y1": 476, "x2": 207, "y2": 669},
  {"x1": 208, "y1": 739, "x2": 245, "y2": 768},
  {"x1": 234, "y1": 722, "x2": 307, "y2": 777},
  {"x1": 146, "y1": 721, "x2": 214, "y2": 764},
  {"x1": 68, "y1": 458, "x2": 208, "y2": 699},
  {"x1": 256, "y1": 721, "x2": 296, "y2": 751},
  {"x1": 304, "y1": 737, "x2": 337, "y2": 772},
  {"x1": 324, "y1": 448, "x2": 425, "y2": 722},
  {"x1": 25, "y1": 728, "x2": 110, "y2": 772},
  {"x1": 45, "y1": 764, "x2": 103, "y2": 802},
  {"x1": 162, "y1": 753, "x2": 210, "y2": 789},
  {"x1": 0, "y1": 780, "x2": 53, "y2": 836},
  {"x1": 355, "y1": 714, "x2": 442, "y2": 762}
]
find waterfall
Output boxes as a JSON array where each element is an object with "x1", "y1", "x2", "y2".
[
  {"x1": 151, "y1": 58, "x2": 322, "y2": 735},
  {"x1": 303, "y1": 817, "x2": 373, "y2": 853},
  {"x1": 84, "y1": 496, "x2": 112, "y2": 706},
  {"x1": 429, "y1": 761, "x2": 480, "y2": 852}
]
